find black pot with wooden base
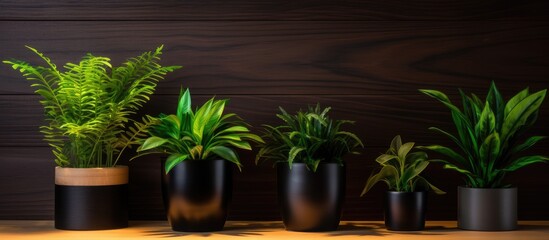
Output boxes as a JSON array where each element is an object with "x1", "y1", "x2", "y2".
[
  {"x1": 277, "y1": 162, "x2": 345, "y2": 232},
  {"x1": 161, "y1": 159, "x2": 232, "y2": 232},
  {"x1": 458, "y1": 186, "x2": 517, "y2": 231},
  {"x1": 384, "y1": 191, "x2": 427, "y2": 231},
  {"x1": 55, "y1": 166, "x2": 129, "y2": 230}
]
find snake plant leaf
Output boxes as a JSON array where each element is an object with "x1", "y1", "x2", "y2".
[
  {"x1": 502, "y1": 90, "x2": 546, "y2": 142},
  {"x1": 418, "y1": 145, "x2": 468, "y2": 167},
  {"x1": 504, "y1": 88, "x2": 530, "y2": 117},
  {"x1": 475, "y1": 103, "x2": 496, "y2": 139},
  {"x1": 511, "y1": 136, "x2": 547, "y2": 154},
  {"x1": 503, "y1": 155, "x2": 549, "y2": 172}
]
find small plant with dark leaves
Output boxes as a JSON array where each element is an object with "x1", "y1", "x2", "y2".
[
  {"x1": 256, "y1": 104, "x2": 363, "y2": 172},
  {"x1": 361, "y1": 135, "x2": 444, "y2": 196}
]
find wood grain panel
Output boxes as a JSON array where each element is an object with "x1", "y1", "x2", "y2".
[
  {"x1": 1, "y1": 21, "x2": 548, "y2": 95},
  {"x1": 0, "y1": 0, "x2": 548, "y2": 21},
  {"x1": 1, "y1": 146, "x2": 548, "y2": 220},
  {"x1": 2, "y1": 94, "x2": 548, "y2": 147}
]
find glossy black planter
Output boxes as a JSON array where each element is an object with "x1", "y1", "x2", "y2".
[
  {"x1": 277, "y1": 162, "x2": 345, "y2": 232},
  {"x1": 161, "y1": 159, "x2": 232, "y2": 232},
  {"x1": 384, "y1": 191, "x2": 427, "y2": 231},
  {"x1": 458, "y1": 186, "x2": 517, "y2": 231},
  {"x1": 54, "y1": 166, "x2": 128, "y2": 230}
]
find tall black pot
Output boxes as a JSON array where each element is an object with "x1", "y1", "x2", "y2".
[
  {"x1": 55, "y1": 166, "x2": 128, "y2": 230},
  {"x1": 384, "y1": 191, "x2": 427, "y2": 231},
  {"x1": 161, "y1": 159, "x2": 232, "y2": 232},
  {"x1": 277, "y1": 162, "x2": 345, "y2": 232},
  {"x1": 458, "y1": 186, "x2": 517, "y2": 231}
]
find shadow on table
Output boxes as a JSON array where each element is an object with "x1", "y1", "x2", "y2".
[
  {"x1": 142, "y1": 221, "x2": 283, "y2": 237},
  {"x1": 326, "y1": 222, "x2": 459, "y2": 237},
  {"x1": 0, "y1": 221, "x2": 58, "y2": 234}
]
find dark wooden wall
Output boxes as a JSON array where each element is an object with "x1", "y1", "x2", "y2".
[{"x1": 1, "y1": 1, "x2": 548, "y2": 221}]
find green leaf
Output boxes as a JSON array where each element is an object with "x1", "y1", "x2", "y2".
[
  {"x1": 398, "y1": 142, "x2": 415, "y2": 161},
  {"x1": 390, "y1": 135, "x2": 402, "y2": 152},
  {"x1": 401, "y1": 161, "x2": 429, "y2": 186},
  {"x1": 479, "y1": 132, "x2": 501, "y2": 174},
  {"x1": 512, "y1": 136, "x2": 547, "y2": 154},
  {"x1": 502, "y1": 90, "x2": 546, "y2": 141},
  {"x1": 503, "y1": 155, "x2": 549, "y2": 172},
  {"x1": 361, "y1": 165, "x2": 398, "y2": 196},
  {"x1": 418, "y1": 145, "x2": 468, "y2": 167},
  {"x1": 165, "y1": 153, "x2": 189, "y2": 173},
  {"x1": 288, "y1": 147, "x2": 305, "y2": 166},
  {"x1": 138, "y1": 136, "x2": 168, "y2": 151},
  {"x1": 376, "y1": 154, "x2": 397, "y2": 165},
  {"x1": 414, "y1": 176, "x2": 445, "y2": 194},
  {"x1": 210, "y1": 146, "x2": 241, "y2": 167},
  {"x1": 176, "y1": 88, "x2": 191, "y2": 121},
  {"x1": 475, "y1": 103, "x2": 496, "y2": 139}
]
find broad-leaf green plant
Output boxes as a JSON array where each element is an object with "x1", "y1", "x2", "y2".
[
  {"x1": 136, "y1": 88, "x2": 264, "y2": 173},
  {"x1": 256, "y1": 104, "x2": 364, "y2": 172},
  {"x1": 419, "y1": 82, "x2": 548, "y2": 188},
  {"x1": 3, "y1": 46, "x2": 180, "y2": 168},
  {"x1": 361, "y1": 135, "x2": 445, "y2": 196}
]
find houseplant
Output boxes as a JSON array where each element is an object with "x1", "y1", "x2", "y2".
[
  {"x1": 419, "y1": 82, "x2": 548, "y2": 230},
  {"x1": 361, "y1": 135, "x2": 444, "y2": 231},
  {"x1": 135, "y1": 88, "x2": 263, "y2": 232},
  {"x1": 3, "y1": 45, "x2": 180, "y2": 230},
  {"x1": 256, "y1": 104, "x2": 363, "y2": 231}
]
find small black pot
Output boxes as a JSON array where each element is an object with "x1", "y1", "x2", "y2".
[
  {"x1": 384, "y1": 191, "x2": 427, "y2": 231},
  {"x1": 55, "y1": 166, "x2": 128, "y2": 230},
  {"x1": 458, "y1": 186, "x2": 517, "y2": 231},
  {"x1": 277, "y1": 162, "x2": 345, "y2": 232},
  {"x1": 161, "y1": 159, "x2": 232, "y2": 232}
]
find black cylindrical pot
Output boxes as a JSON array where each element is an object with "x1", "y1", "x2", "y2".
[
  {"x1": 384, "y1": 191, "x2": 427, "y2": 231},
  {"x1": 161, "y1": 159, "x2": 232, "y2": 232},
  {"x1": 55, "y1": 166, "x2": 128, "y2": 230},
  {"x1": 458, "y1": 186, "x2": 517, "y2": 231},
  {"x1": 277, "y1": 162, "x2": 345, "y2": 232}
]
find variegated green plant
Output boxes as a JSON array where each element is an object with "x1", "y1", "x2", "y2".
[
  {"x1": 361, "y1": 135, "x2": 445, "y2": 196},
  {"x1": 256, "y1": 104, "x2": 363, "y2": 172},
  {"x1": 135, "y1": 88, "x2": 264, "y2": 173},
  {"x1": 419, "y1": 82, "x2": 548, "y2": 188},
  {"x1": 3, "y1": 46, "x2": 180, "y2": 168}
]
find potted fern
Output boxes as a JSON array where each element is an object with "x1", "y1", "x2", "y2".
[
  {"x1": 361, "y1": 135, "x2": 444, "y2": 231},
  {"x1": 3, "y1": 46, "x2": 180, "y2": 230},
  {"x1": 256, "y1": 105, "x2": 363, "y2": 232},
  {"x1": 135, "y1": 88, "x2": 263, "y2": 232},
  {"x1": 419, "y1": 82, "x2": 548, "y2": 231}
]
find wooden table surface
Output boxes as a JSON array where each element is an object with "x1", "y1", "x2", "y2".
[{"x1": 0, "y1": 221, "x2": 548, "y2": 240}]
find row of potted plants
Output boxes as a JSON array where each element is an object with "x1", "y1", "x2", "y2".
[{"x1": 3, "y1": 47, "x2": 548, "y2": 232}]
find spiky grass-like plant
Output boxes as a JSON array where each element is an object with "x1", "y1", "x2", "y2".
[
  {"x1": 256, "y1": 104, "x2": 363, "y2": 172},
  {"x1": 419, "y1": 82, "x2": 548, "y2": 188},
  {"x1": 136, "y1": 88, "x2": 264, "y2": 173},
  {"x1": 3, "y1": 46, "x2": 181, "y2": 167}
]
